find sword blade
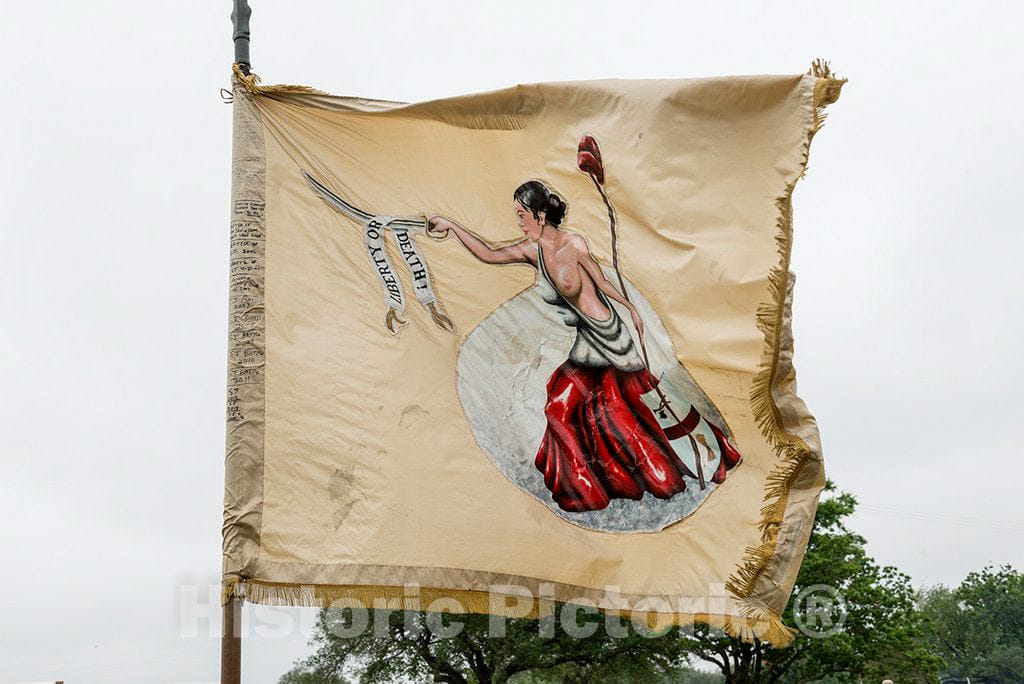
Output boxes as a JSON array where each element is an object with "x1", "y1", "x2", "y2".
[
  {"x1": 302, "y1": 170, "x2": 374, "y2": 222},
  {"x1": 302, "y1": 171, "x2": 427, "y2": 231}
]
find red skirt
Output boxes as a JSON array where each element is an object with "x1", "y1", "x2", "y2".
[{"x1": 534, "y1": 361, "x2": 740, "y2": 512}]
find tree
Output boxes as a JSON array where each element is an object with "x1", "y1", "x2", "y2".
[
  {"x1": 678, "y1": 482, "x2": 943, "y2": 682},
  {"x1": 921, "y1": 565, "x2": 1024, "y2": 683},
  {"x1": 280, "y1": 607, "x2": 706, "y2": 683},
  {"x1": 280, "y1": 481, "x2": 943, "y2": 683}
]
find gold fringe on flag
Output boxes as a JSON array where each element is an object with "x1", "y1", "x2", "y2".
[
  {"x1": 725, "y1": 60, "x2": 846, "y2": 647},
  {"x1": 222, "y1": 577, "x2": 798, "y2": 644}
]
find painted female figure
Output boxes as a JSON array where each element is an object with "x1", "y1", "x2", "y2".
[{"x1": 429, "y1": 180, "x2": 740, "y2": 512}]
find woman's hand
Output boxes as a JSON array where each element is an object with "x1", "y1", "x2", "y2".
[
  {"x1": 422, "y1": 216, "x2": 529, "y2": 264},
  {"x1": 427, "y1": 215, "x2": 453, "y2": 239}
]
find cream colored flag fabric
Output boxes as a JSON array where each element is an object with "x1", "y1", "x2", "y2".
[{"x1": 222, "y1": 63, "x2": 845, "y2": 645}]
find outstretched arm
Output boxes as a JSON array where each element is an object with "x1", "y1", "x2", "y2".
[{"x1": 428, "y1": 216, "x2": 530, "y2": 265}]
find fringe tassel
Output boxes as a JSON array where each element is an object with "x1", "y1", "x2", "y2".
[
  {"x1": 725, "y1": 60, "x2": 845, "y2": 642},
  {"x1": 231, "y1": 63, "x2": 326, "y2": 96},
  {"x1": 724, "y1": 608, "x2": 798, "y2": 646},
  {"x1": 222, "y1": 578, "x2": 796, "y2": 645},
  {"x1": 385, "y1": 309, "x2": 407, "y2": 335},
  {"x1": 222, "y1": 577, "x2": 242, "y2": 606},
  {"x1": 235, "y1": 580, "x2": 555, "y2": 618},
  {"x1": 429, "y1": 302, "x2": 456, "y2": 332}
]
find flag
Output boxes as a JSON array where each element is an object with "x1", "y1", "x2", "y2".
[{"x1": 222, "y1": 62, "x2": 845, "y2": 645}]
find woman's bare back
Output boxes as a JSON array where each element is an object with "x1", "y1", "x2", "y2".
[{"x1": 533, "y1": 231, "x2": 612, "y2": 321}]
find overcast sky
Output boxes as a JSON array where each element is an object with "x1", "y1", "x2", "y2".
[{"x1": 1, "y1": 1, "x2": 1022, "y2": 682}]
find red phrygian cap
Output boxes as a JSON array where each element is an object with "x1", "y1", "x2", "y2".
[{"x1": 577, "y1": 134, "x2": 604, "y2": 185}]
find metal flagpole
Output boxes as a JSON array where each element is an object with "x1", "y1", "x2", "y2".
[
  {"x1": 225, "y1": 4, "x2": 250, "y2": 682},
  {"x1": 231, "y1": 0, "x2": 252, "y2": 74}
]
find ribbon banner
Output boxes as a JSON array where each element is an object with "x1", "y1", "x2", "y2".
[
  {"x1": 225, "y1": 64, "x2": 845, "y2": 646},
  {"x1": 305, "y1": 171, "x2": 453, "y2": 334}
]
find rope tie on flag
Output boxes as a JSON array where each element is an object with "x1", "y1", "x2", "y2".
[
  {"x1": 231, "y1": 63, "x2": 326, "y2": 96},
  {"x1": 221, "y1": 577, "x2": 242, "y2": 605}
]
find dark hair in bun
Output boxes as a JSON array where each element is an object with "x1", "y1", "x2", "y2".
[{"x1": 514, "y1": 180, "x2": 567, "y2": 227}]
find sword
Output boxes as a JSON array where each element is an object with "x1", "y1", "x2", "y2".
[
  {"x1": 302, "y1": 171, "x2": 453, "y2": 334},
  {"x1": 303, "y1": 171, "x2": 427, "y2": 231}
]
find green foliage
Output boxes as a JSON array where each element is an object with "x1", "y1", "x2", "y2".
[
  {"x1": 278, "y1": 481, "x2": 986, "y2": 684},
  {"x1": 510, "y1": 666, "x2": 725, "y2": 683},
  {"x1": 667, "y1": 482, "x2": 942, "y2": 683},
  {"x1": 278, "y1": 670, "x2": 347, "y2": 684},
  {"x1": 921, "y1": 565, "x2": 1024, "y2": 683},
  {"x1": 777, "y1": 483, "x2": 943, "y2": 682},
  {"x1": 279, "y1": 607, "x2": 711, "y2": 683}
]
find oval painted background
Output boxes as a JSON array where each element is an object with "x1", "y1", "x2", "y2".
[{"x1": 456, "y1": 269, "x2": 740, "y2": 533}]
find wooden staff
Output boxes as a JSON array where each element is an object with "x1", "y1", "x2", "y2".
[{"x1": 578, "y1": 135, "x2": 706, "y2": 489}]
